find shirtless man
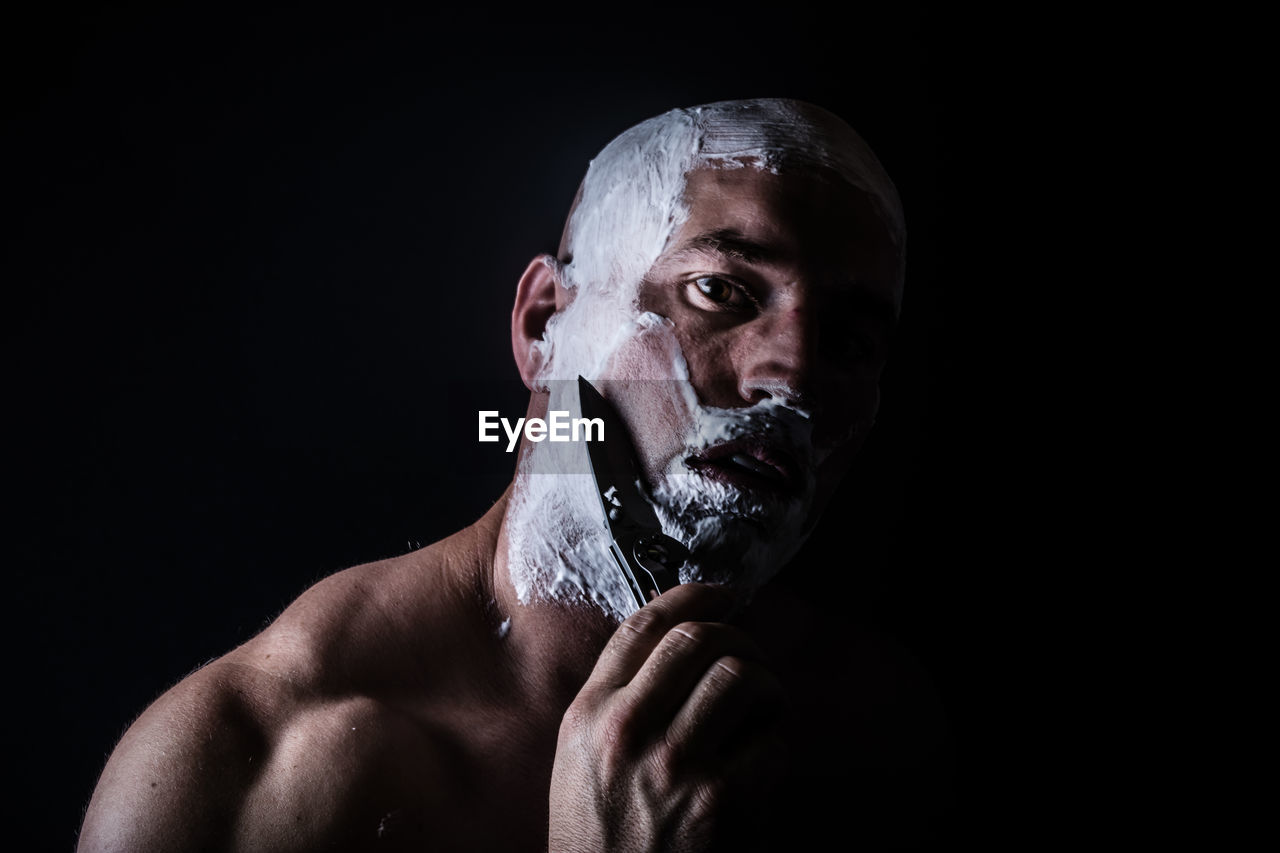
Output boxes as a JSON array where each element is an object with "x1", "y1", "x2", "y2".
[{"x1": 79, "y1": 99, "x2": 947, "y2": 851}]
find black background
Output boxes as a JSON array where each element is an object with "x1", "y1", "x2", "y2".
[{"x1": 5, "y1": 3, "x2": 1047, "y2": 848}]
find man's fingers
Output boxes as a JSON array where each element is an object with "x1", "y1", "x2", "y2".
[
  {"x1": 665, "y1": 655, "x2": 784, "y2": 762},
  {"x1": 585, "y1": 583, "x2": 736, "y2": 692},
  {"x1": 621, "y1": 621, "x2": 766, "y2": 724}
]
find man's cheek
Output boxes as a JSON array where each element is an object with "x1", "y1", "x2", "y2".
[
  {"x1": 602, "y1": 317, "x2": 687, "y2": 382},
  {"x1": 599, "y1": 316, "x2": 700, "y2": 481},
  {"x1": 668, "y1": 329, "x2": 744, "y2": 411}
]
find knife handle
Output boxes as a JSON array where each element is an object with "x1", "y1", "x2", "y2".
[{"x1": 631, "y1": 534, "x2": 687, "y2": 598}]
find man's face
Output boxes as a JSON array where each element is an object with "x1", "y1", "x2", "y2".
[{"x1": 596, "y1": 165, "x2": 901, "y2": 586}]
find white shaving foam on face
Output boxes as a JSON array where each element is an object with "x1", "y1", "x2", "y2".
[
  {"x1": 505, "y1": 99, "x2": 903, "y2": 621},
  {"x1": 653, "y1": 401, "x2": 819, "y2": 587},
  {"x1": 504, "y1": 366, "x2": 656, "y2": 623},
  {"x1": 530, "y1": 110, "x2": 702, "y2": 386}
]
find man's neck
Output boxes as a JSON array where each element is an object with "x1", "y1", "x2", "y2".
[{"x1": 464, "y1": 481, "x2": 620, "y2": 714}]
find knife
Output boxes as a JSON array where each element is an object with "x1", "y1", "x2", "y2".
[{"x1": 577, "y1": 375, "x2": 690, "y2": 610}]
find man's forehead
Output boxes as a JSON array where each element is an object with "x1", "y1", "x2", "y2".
[
  {"x1": 559, "y1": 115, "x2": 899, "y2": 253},
  {"x1": 679, "y1": 165, "x2": 883, "y2": 226},
  {"x1": 665, "y1": 166, "x2": 901, "y2": 283}
]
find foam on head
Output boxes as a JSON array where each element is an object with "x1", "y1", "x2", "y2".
[{"x1": 531, "y1": 98, "x2": 904, "y2": 386}]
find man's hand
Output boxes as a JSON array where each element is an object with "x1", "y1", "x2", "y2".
[{"x1": 548, "y1": 583, "x2": 788, "y2": 853}]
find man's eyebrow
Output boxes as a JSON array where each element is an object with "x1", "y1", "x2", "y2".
[{"x1": 671, "y1": 229, "x2": 777, "y2": 264}]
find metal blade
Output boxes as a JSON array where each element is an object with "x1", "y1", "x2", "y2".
[
  {"x1": 576, "y1": 376, "x2": 662, "y2": 531},
  {"x1": 577, "y1": 376, "x2": 688, "y2": 606}
]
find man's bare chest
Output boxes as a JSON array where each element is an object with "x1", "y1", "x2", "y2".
[{"x1": 331, "y1": 696, "x2": 560, "y2": 850}]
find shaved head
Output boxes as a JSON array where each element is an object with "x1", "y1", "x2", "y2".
[{"x1": 538, "y1": 98, "x2": 905, "y2": 385}]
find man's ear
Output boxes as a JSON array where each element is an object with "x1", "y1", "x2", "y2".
[{"x1": 511, "y1": 255, "x2": 563, "y2": 390}]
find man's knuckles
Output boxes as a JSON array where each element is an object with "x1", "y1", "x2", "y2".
[
  {"x1": 688, "y1": 777, "x2": 727, "y2": 823},
  {"x1": 558, "y1": 698, "x2": 595, "y2": 744},
  {"x1": 714, "y1": 653, "x2": 754, "y2": 677},
  {"x1": 618, "y1": 602, "x2": 675, "y2": 641},
  {"x1": 596, "y1": 700, "x2": 645, "y2": 754},
  {"x1": 642, "y1": 736, "x2": 725, "y2": 809},
  {"x1": 710, "y1": 657, "x2": 783, "y2": 703},
  {"x1": 644, "y1": 583, "x2": 734, "y2": 623},
  {"x1": 661, "y1": 621, "x2": 759, "y2": 663}
]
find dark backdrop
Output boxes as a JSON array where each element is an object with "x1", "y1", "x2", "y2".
[{"x1": 5, "y1": 4, "x2": 1035, "y2": 848}]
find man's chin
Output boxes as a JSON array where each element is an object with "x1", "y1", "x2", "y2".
[
  {"x1": 661, "y1": 509, "x2": 809, "y2": 593},
  {"x1": 646, "y1": 457, "x2": 816, "y2": 595}
]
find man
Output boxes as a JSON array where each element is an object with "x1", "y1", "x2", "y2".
[{"x1": 79, "y1": 99, "x2": 949, "y2": 851}]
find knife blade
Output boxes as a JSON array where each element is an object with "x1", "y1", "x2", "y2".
[{"x1": 577, "y1": 375, "x2": 689, "y2": 610}]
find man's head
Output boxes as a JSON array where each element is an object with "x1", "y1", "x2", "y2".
[{"x1": 506, "y1": 99, "x2": 904, "y2": 620}]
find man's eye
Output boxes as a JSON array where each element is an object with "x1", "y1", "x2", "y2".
[{"x1": 689, "y1": 276, "x2": 752, "y2": 310}]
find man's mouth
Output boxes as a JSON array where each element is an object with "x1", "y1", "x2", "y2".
[{"x1": 684, "y1": 438, "x2": 801, "y2": 495}]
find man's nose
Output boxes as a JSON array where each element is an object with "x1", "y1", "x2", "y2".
[{"x1": 735, "y1": 303, "x2": 821, "y2": 410}]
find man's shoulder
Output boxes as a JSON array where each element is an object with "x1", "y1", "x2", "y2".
[
  {"x1": 251, "y1": 553, "x2": 445, "y2": 691},
  {"x1": 78, "y1": 653, "x2": 455, "y2": 851},
  {"x1": 253, "y1": 533, "x2": 502, "y2": 690},
  {"x1": 79, "y1": 545, "x2": 493, "y2": 851}
]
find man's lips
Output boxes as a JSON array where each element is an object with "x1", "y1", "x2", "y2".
[{"x1": 684, "y1": 438, "x2": 802, "y2": 495}]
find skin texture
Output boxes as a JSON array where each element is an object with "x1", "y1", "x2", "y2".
[{"x1": 78, "y1": 166, "x2": 949, "y2": 852}]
